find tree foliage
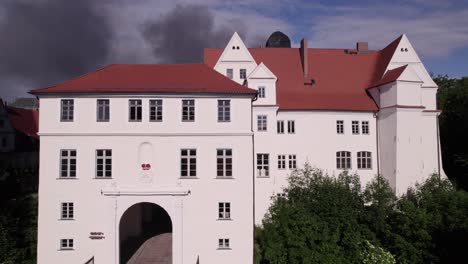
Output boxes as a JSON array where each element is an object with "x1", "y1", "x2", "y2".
[
  {"x1": 256, "y1": 164, "x2": 468, "y2": 263},
  {"x1": 434, "y1": 75, "x2": 468, "y2": 191},
  {"x1": 0, "y1": 167, "x2": 37, "y2": 264}
]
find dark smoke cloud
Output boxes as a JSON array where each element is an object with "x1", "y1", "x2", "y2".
[
  {"x1": 142, "y1": 4, "x2": 249, "y2": 63},
  {"x1": 0, "y1": 0, "x2": 112, "y2": 99}
]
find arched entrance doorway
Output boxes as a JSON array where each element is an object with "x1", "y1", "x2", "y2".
[{"x1": 119, "y1": 202, "x2": 172, "y2": 264}]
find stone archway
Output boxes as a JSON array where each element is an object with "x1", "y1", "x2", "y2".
[{"x1": 119, "y1": 202, "x2": 172, "y2": 264}]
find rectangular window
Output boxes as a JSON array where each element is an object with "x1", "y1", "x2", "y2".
[
  {"x1": 217, "y1": 149, "x2": 232, "y2": 177},
  {"x1": 226, "y1": 68, "x2": 233, "y2": 79},
  {"x1": 337, "y1": 120, "x2": 344, "y2": 134},
  {"x1": 96, "y1": 149, "x2": 112, "y2": 178},
  {"x1": 336, "y1": 151, "x2": 351, "y2": 169},
  {"x1": 60, "y1": 150, "x2": 76, "y2": 178},
  {"x1": 277, "y1": 155, "x2": 286, "y2": 169},
  {"x1": 181, "y1": 149, "x2": 196, "y2": 177},
  {"x1": 258, "y1": 86, "x2": 266, "y2": 98},
  {"x1": 96, "y1": 99, "x2": 110, "y2": 122},
  {"x1": 277, "y1": 120, "x2": 284, "y2": 134},
  {"x1": 61, "y1": 99, "x2": 74, "y2": 122},
  {"x1": 352, "y1": 121, "x2": 359, "y2": 134},
  {"x1": 287, "y1": 120, "x2": 295, "y2": 133},
  {"x1": 218, "y1": 202, "x2": 231, "y2": 219},
  {"x1": 1, "y1": 137, "x2": 6, "y2": 148},
  {"x1": 0, "y1": 119, "x2": 4, "y2": 128},
  {"x1": 61, "y1": 202, "x2": 74, "y2": 220},
  {"x1": 288, "y1": 155, "x2": 297, "y2": 169},
  {"x1": 362, "y1": 121, "x2": 369, "y2": 135},
  {"x1": 129, "y1": 99, "x2": 142, "y2": 122},
  {"x1": 149, "y1": 99, "x2": 163, "y2": 122},
  {"x1": 217, "y1": 100, "x2": 231, "y2": 122},
  {"x1": 257, "y1": 115, "x2": 267, "y2": 131},
  {"x1": 240, "y1": 69, "x2": 247, "y2": 79},
  {"x1": 218, "y1": 238, "x2": 230, "y2": 249},
  {"x1": 182, "y1": 100, "x2": 195, "y2": 122},
  {"x1": 60, "y1": 239, "x2": 74, "y2": 250},
  {"x1": 357, "y1": 151, "x2": 372, "y2": 169},
  {"x1": 257, "y1": 154, "x2": 269, "y2": 177}
]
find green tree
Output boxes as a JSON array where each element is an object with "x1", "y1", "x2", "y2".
[
  {"x1": 434, "y1": 75, "x2": 468, "y2": 191},
  {"x1": 257, "y1": 164, "x2": 368, "y2": 263}
]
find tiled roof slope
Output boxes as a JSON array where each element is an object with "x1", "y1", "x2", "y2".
[
  {"x1": 6, "y1": 107, "x2": 39, "y2": 139},
  {"x1": 204, "y1": 35, "x2": 403, "y2": 111},
  {"x1": 31, "y1": 64, "x2": 256, "y2": 95},
  {"x1": 369, "y1": 65, "x2": 408, "y2": 89}
]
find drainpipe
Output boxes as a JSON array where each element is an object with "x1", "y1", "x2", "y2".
[
  {"x1": 251, "y1": 94, "x2": 257, "y2": 263},
  {"x1": 436, "y1": 113, "x2": 441, "y2": 180},
  {"x1": 374, "y1": 111, "x2": 380, "y2": 176}
]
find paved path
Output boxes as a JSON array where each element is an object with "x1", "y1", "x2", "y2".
[{"x1": 127, "y1": 233, "x2": 172, "y2": 264}]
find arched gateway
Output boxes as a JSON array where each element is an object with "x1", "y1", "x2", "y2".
[{"x1": 119, "y1": 202, "x2": 172, "y2": 264}]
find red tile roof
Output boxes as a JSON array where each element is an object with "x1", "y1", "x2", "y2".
[
  {"x1": 204, "y1": 35, "x2": 403, "y2": 111},
  {"x1": 31, "y1": 64, "x2": 256, "y2": 95},
  {"x1": 369, "y1": 65, "x2": 408, "y2": 89},
  {"x1": 6, "y1": 107, "x2": 39, "y2": 139}
]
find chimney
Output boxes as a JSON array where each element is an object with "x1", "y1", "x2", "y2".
[
  {"x1": 300, "y1": 38, "x2": 308, "y2": 78},
  {"x1": 356, "y1": 42, "x2": 369, "y2": 54}
]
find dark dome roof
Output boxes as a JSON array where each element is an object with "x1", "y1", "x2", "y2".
[{"x1": 266, "y1": 31, "x2": 291, "y2": 48}]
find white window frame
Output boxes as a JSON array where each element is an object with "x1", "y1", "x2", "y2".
[
  {"x1": 129, "y1": 99, "x2": 142, "y2": 122},
  {"x1": 337, "y1": 120, "x2": 344, "y2": 134},
  {"x1": 60, "y1": 99, "x2": 74, "y2": 122},
  {"x1": 149, "y1": 99, "x2": 163, "y2": 122},
  {"x1": 240, "y1": 69, "x2": 247, "y2": 79},
  {"x1": 277, "y1": 120, "x2": 284, "y2": 134},
  {"x1": 258, "y1": 86, "x2": 266, "y2": 98},
  {"x1": 218, "y1": 238, "x2": 231, "y2": 249},
  {"x1": 181, "y1": 149, "x2": 196, "y2": 177},
  {"x1": 257, "y1": 153, "x2": 269, "y2": 177},
  {"x1": 362, "y1": 121, "x2": 369, "y2": 135},
  {"x1": 60, "y1": 149, "x2": 76, "y2": 178},
  {"x1": 336, "y1": 151, "x2": 351, "y2": 169},
  {"x1": 278, "y1": 155, "x2": 286, "y2": 169},
  {"x1": 217, "y1": 100, "x2": 231, "y2": 122},
  {"x1": 61, "y1": 202, "x2": 74, "y2": 220},
  {"x1": 218, "y1": 202, "x2": 231, "y2": 220},
  {"x1": 288, "y1": 155, "x2": 297, "y2": 169},
  {"x1": 96, "y1": 149, "x2": 112, "y2": 178},
  {"x1": 182, "y1": 99, "x2": 195, "y2": 122},
  {"x1": 352, "y1": 121, "x2": 360, "y2": 135},
  {"x1": 217, "y1": 149, "x2": 232, "y2": 178},
  {"x1": 257, "y1": 115, "x2": 267, "y2": 131},
  {"x1": 287, "y1": 120, "x2": 295, "y2": 134},
  {"x1": 96, "y1": 99, "x2": 110, "y2": 122},
  {"x1": 226, "y1": 68, "x2": 233, "y2": 79},
  {"x1": 357, "y1": 151, "x2": 372, "y2": 169},
  {"x1": 60, "y1": 239, "x2": 74, "y2": 250}
]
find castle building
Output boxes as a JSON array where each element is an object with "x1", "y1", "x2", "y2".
[{"x1": 32, "y1": 32, "x2": 442, "y2": 264}]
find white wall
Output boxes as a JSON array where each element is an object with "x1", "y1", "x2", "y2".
[
  {"x1": 253, "y1": 108, "x2": 378, "y2": 223},
  {"x1": 39, "y1": 96, "x2": 252, "y2": 135},
  {"x1": 37, "y1": 95, "x2": 254, "y2": 264}
]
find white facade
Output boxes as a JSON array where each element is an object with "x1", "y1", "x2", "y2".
[
  {"x1": 36, "y1": 33, "x2": 443, "y2": 263},
  {"x1": 37, "y1": 95, "x2": 254, "y2": 263}
]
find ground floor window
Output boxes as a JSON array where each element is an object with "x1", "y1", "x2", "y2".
[
  {"x1": 218, "y1": 238, "x2": 230, "y2": 249},
  {"x1": 60, "y1": 239, "x2": 74, "y2": 250}
]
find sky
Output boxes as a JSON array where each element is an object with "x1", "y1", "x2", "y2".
[{"x1": 0, "y1": 0, "x2": 467, "y2": 102}]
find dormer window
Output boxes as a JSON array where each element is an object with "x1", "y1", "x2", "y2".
[
  {"x1": 258, "y1": 86, "x2": 265, "y2": 98},
  {"x1": 226, "y1": 69, "x2": 233, "y2": 79},
  {"x1": 240, "y1": 69, "x2": 247, "y2": 79}
]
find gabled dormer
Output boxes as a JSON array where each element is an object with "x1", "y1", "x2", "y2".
[
  {"x1": 247, "y1": 62, "x2": 277, "y2": 105},
  {"x1": 369, "y1": 64, "x2": 425, "y2": 109},
  {"x1": 385, "y1": 34, "x2": 437, "y2": 88},
  {"x1": 214, "y1": 32, "x2": 258, "y2": 85}
]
